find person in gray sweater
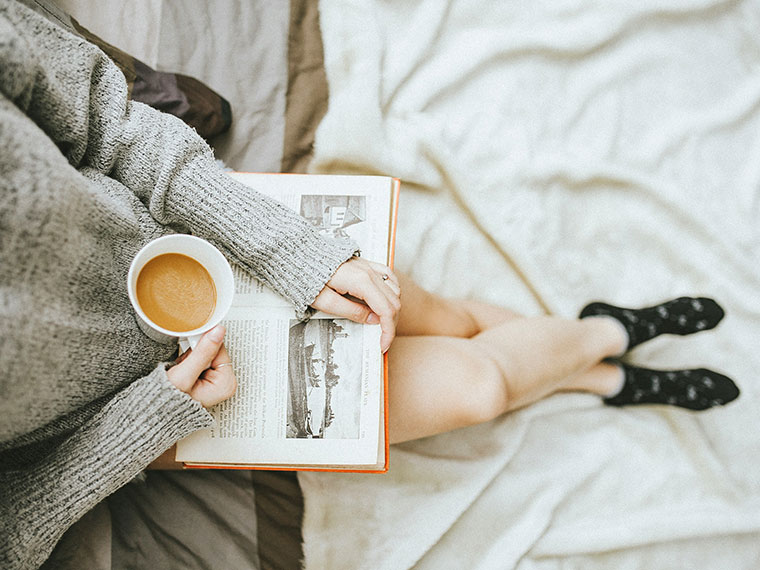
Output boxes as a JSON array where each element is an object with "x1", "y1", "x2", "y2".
[
  {"x1": 0, "y1": 1, "x2": 399, "y2": 568},
  {"x1": 2, "y1": 1, "x2": 742, "y2": 568}
]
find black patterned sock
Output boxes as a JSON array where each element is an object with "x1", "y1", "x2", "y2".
[
  {"x1": 579, "y1": 297, "x2": 725, "y2": 351},
  {"x1": 604, "y1": 364, "x2": 739, "y2": 410}
]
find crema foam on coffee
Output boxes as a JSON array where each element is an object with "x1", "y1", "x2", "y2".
[{"x1": 136, "y1": 253, "x2": 216, "y2": 333}]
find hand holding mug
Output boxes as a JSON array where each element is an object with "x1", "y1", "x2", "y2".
[
  {"x1": 167, "y1": 325, "x2": 236, "y2": 408},
  {"x1": 128, "y1": 235, "x2": 237, "y2": 407}
]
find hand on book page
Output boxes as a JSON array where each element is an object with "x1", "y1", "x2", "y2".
[{"x1": 311, "y1": 257, "x2": 401, "y2": 353}]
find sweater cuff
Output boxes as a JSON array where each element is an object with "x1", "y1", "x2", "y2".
[
  {"x1": 0, "y1": 364, "x2": 212, "y2": 569},
  {"x1": 165, "y1": 160, "x2": 358, "y2": 313}
]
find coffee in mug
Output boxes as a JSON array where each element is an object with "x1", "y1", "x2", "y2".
[
  {"x1": 136, "y1": 253, "x2": 217, "y2": 333},
  {"x1": 127, "y1": 234, "x2": 235, "y2": 348}
]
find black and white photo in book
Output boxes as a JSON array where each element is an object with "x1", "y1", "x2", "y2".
[
  {"x1": 300, "y1": 194, "x2": 369, "y2": 245},
  {"x1": 287, "y1": 319, "x2": 364, "y2": 439}
]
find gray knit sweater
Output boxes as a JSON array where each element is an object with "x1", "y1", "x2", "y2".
[{"x1": 0, "y1": 1, "x2": 356, "y2": 567}]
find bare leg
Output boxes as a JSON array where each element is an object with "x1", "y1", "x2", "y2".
[
  {"x1": 388, "y1": 316, "x2": 626, "y2": 443},
  {"x1": 396, "y1": 273, "x2": 520, "y2": 338},
  {"x1": 388, "y1": 275, "x2": 738, "y2": 442},
  {"x1": 559, "y1": 361, "x2": 624, "y2": 396}
]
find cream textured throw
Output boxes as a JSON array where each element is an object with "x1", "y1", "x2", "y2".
[{"x1": 301, "y1": 1, "x2": 760, "y2": 568}]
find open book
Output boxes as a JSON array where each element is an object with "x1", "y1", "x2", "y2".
[{"x1": 175, "y1": 173, "x2": 400, "y2": 472}]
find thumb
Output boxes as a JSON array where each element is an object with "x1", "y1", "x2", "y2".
[{"x1": 171, "y1": 325, "x2": 226, "y2": 392}]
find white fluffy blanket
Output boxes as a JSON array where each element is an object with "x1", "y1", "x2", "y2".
[{"x1": 301, "y1": 1, "x2": 760, "y2": 568}]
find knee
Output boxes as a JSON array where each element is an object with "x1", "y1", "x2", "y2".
[{"x1": 453, "y1": 351, "x2": 510, "y2": 427}]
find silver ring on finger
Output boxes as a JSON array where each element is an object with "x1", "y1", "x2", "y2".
[{"x1": 214, "y1": 362, "x2": 233, "y2": 370}]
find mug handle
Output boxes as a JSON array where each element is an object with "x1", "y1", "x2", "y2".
[{"x1": 178, "y1": 333, "x2": 203, "y2": 353}]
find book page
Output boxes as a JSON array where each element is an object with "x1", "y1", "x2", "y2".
[
  {"x1": 176, "y1": 307, "x2": 382, "y2": 466},
  {"x1": 227, "y1": 173, "x2": 394, "y2": 312},
  {"x1": 176, "y1": 173, "x2": 394, "y2": 466}
]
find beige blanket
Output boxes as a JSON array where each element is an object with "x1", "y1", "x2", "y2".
[{"x1": 302, "y1": 0, "x2": 760, "y2": 568}]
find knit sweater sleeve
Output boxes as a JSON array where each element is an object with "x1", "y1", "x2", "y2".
[
  {"x1": 0, "y1": 1, "x2": 357, "y2": 314},
  {"x1": 0, "y1": 364, "x2": 213, "y2": 570}
]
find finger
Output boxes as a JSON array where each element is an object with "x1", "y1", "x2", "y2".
[
  {"x1": 365, "y1": 261, "x2": 399, "y2": 287},
  {"x1": 192, "y1": 373, "x2": 237, "y2": 407},
  {"x1": 312, "y1": 287, "x2": 375, "y2": 324},
  {"x1": 381, "y1": 275, "x2": 401, "y2": 296},
  {"x1": 325, "y1": 270, "x2": 400, "y2": 324},
  {"x1": 361, "y1": 262, "x2": 401, "y2": 298},
  {"x1": 198, "y1": 344, "x2": 235, "y2": 384},
  {"x1": 370, "y1": 274, "x2": 401, "y2": 353},
  {"x1": 194, "y1": 343, "x2": 237, "y2": 406},
  {"x1": 350, "y1": 271, "x2": 399, "y2": 353},
  {"x1": 169, "y1": 325, "x2": 226, "y2": 392},
  {"x1": 210, "y1": 342, "x2": 233, "y2": 369},
  {"x1": 366, "y1": 269, "x2": 402, "y2": 314},
  {"x1": 323, "y1": 259, "x2": 400, "y2": 352},
  {"x1": 200, "y1": 342, "x2": 234, "y2": 380},
  {"x1": 329, "y1": 264, "x2": 401, "y2": 314},
  {"x1": 173, "y1": 349, "x2": 190, "y2": 366},
  {"x1": 193, "y1": 371, "x2": 237, "y2": 407}
]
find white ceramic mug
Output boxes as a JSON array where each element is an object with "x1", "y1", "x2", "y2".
[{"x1": 127, "y1": 234, "x2": 235, "y2": 350}]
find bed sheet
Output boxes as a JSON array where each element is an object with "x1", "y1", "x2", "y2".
[{"x1": 300, "y1": 1, "x2": 760, "y2": 568}]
